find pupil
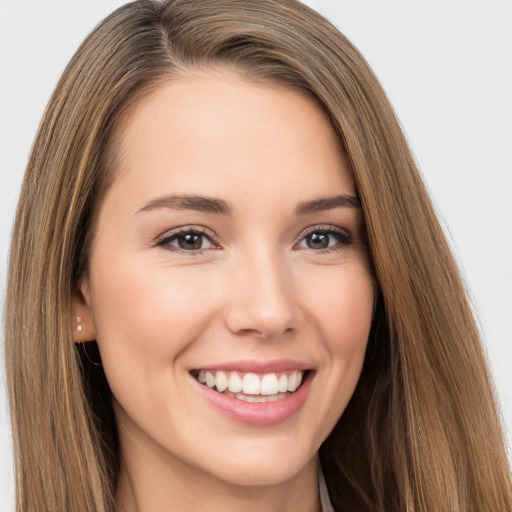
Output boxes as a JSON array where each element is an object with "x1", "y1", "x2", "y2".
[
  {"x1": 179, "y1": 233, "x2": 202, "y2": 250},
  {"x1": 308, "y1": 232, "x2": 329, "y2": 249}
]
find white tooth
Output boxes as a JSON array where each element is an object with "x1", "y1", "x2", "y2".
[
  {"x1": 215, "y1": 371, "x2": 228, "y2": 392},
  {"x1": 287, "y1": 371, "x2": 299, "y2": 392},
  {"x1": 228, "y1": 372, "x2": 243, "y2": 393},
  {"x1": 266, "y1": 394, "x2": 280, "y2": 402},
  {"x1": 260, "y1": 373, "x2": 279, "y2": 395},
  {"x1": 296, "y1": 371, "x2": 303, "y2": 387},
  {"x1": 242, "y1": 373, "x2": 260, "y2": 395},
  {"x1": 277, "y1": 374, "x2": 288, "y2": 393},
  {"x1": 198, "y1": 371, "x2": 206, "y2": 384},
  {"x1": 205, "y1": 371, "x2": 215, "y2": 388},
  {"x1": 244, "y1": 395, "x2": 257, "y2": 402}
]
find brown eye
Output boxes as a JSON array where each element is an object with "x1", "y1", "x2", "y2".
[
  {"x1": 177, "y1": 233, "x2": 204, "y2": 250},
  {"x1": 157, "y1": 230, "x2": 215, "y2": 252},
  {"x1": 296, "y1": 228, "x2": 353, "y2": 251},
  {"x1": 305, "y1": 232, "x2": 330, "y2": 249}
]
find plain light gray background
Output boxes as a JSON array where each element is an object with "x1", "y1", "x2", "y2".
[{"x1": 1, "y1": 1, "x2": 511, "y2": 510}]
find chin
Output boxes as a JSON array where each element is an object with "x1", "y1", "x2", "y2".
[
  {"x1": 210, "y1": 462, "x2": 307, "y2": 488},
  {"x1": 197, "y1": 435, "x2": 318, "y2": 488}
]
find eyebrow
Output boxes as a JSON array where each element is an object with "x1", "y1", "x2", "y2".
[
  {"x1": 136, "y1": 195, "x2": 232, "y2": 215},
  {"x1": 295, "y1": 194, "x2": 361, "y2": 215},
  {"x1": 136, "y1": 193, "x2": 361, "y2": 216}
]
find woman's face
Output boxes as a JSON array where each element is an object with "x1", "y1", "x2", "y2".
[{"x1": 76, "y1": 71, "x2": 374, "y2": 488}]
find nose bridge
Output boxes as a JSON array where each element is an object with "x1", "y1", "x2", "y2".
[{"x1": 224, "y1": 242, "x2": 299, "y2": 338}]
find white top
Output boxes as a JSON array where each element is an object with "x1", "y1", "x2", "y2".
[{"x1": 319, "y1": 465, "x2": 335, "y2": 512}]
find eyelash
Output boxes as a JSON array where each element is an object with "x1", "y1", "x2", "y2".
[
  {"x1": 156, "y1": 226, "x2": 220, "y2": 255},
  {"x1": 155, "y1": 225, "x2": 353, "y2": 255},
  {"x1": 295, "y1": 225, "x2": 354, "y2": 254}
]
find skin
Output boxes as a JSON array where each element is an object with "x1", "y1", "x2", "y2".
[{"x1": 73, "y1": 70, "x2": 375, "y2": 512}]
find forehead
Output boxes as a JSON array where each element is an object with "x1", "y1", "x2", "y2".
[{"x1": 103, "y1": 70, "x2": 354, "y2": 212}]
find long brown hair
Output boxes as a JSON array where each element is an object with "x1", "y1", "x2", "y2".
[{"x1": 5, "y1": 1, "x2": 511, "y2": 511}]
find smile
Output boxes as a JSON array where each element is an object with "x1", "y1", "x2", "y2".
[
  {"x1": 194, "y1": 370, "x2": 305, "y2": 403},
  {"x1": 191, "y1": 363, "x2": 313, "y2": 426}
]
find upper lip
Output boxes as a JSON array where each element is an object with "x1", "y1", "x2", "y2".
[{"x1": 190, "y1": 359, "x2": 314, "y2": 374}]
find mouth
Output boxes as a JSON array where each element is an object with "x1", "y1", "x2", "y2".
[
  {"x1": 191, "y1": 369, "x2": 308, "y2": 403},
  {"x1": 190, "y1": 360, "x2": 314, "y2": 426}
]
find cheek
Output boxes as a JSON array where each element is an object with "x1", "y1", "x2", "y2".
[
  {"x1": 88, "y1": 254, "x2": 218, "y2": 376},
  {"x1": 297, "y1": 264, "x2": 374, "y2": 444},
  {"x1": 304, "y1": 266, "x2": 375, "y2": 356}
]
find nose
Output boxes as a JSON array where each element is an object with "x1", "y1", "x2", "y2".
[{"x1": 223, "y1": 248, "x2": 301, "y2": 340}]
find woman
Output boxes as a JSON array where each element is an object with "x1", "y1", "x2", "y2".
[{"x1": 5, "y1": 0, "x2": 511, "y2": 511}]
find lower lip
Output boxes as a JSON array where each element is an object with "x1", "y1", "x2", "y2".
[{"x1": 193, "y1": 373, "x2": 313, "y2": 426}]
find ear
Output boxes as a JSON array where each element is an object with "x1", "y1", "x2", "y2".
[{"x1": 72, "y1": 276, "x2": 97, "y2": 342}]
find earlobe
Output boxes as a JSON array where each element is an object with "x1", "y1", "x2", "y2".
[{"x1": 72, "y1": 277, "x2": 96, "y2": 342}]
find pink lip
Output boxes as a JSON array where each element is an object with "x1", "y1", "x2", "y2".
[
  {"x1": 192, "y1": 370, "x2": 313, "y2": 427},
  {"x1": 191, "y1": 359, "x2": 313, "y2": 373}
]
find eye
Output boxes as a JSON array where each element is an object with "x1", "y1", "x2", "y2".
[
  {"x1": 296, "y1": 227, "x2": 353, "y2": 251},
  {"x1": 156, "y1": 228, "x2": 216, "y2": 252}
]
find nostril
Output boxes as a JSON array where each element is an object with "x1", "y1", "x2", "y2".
[{"x1": 227, "y1": 323, "x2": 298, "y2": 341}]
